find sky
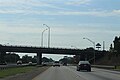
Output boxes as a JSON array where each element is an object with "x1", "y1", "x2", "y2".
[{"x1": 0, "y1": 0, "x2": 120, "y2": 60}]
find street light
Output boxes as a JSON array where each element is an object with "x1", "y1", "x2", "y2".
[
  {"x1": 43, "y1": 24, "x2": 50, "y2": 48},
  {"x1": 83, "y1": 38, "x2": 96, "y2": 65},
  {"x1": 41, "y1": 29, "x2": 48, "y2": 47}
]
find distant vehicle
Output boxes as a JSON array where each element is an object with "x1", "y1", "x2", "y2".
[
  {"x1": 77, "y1": 61, "x2": 91, "y2": 72},
  {"x1": 28, "y1": 62, "x2": 32, "y2": 65},
  {"x1": 0, "y1": 61, "x2": 7, "y2": 65},
  {"x1": 42, "y1": 62, "x2": 48, "y2": 66},
  {"x1": 17, "y1": 60, "x2": 22, "y2": 65},
  {"x1": 53, "y1": 61, "x2": 60, "y2": 67},
  {"x1": 63, "y1": 62, "x2": 67, "y2": 66}
]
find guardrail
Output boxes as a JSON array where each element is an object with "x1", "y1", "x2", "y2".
[
  {"x1": 1, "y1": 44, "x2": 82, "y2": 50},
  {"x1": 91, "y1": 65, "x2": 115, "y2": 69},
  {"x1": 0, "y1": 63, "x2": 37, "y2": 70},
  {"x1": 0, "y1": 65, "x2": 25, "y2": 70}
]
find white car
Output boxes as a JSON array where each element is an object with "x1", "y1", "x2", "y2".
[
  {"x1": 28, "y1": 62, "x2": 33, "y2": 65},
  {"x1": 17, "y1": 60, "x2": 22, "y2": 65}
]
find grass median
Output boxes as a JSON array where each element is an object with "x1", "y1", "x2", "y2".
[
  {"x1": 0, "y1": 66, "x2": 36, "y2": 78},
  {"x1": 115, "y1": 66, "x2": 120, "y2": 70}
]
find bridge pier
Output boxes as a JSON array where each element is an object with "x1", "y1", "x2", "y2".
[
  {"x1": 0, "y1": 51, "x2": 6, "y2": 63},
  {"x1": 37, "y1": 52, "x2": 42, "y2": 65}
]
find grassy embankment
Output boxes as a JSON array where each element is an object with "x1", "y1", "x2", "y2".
[
  {"x1": 0, "y1": 66, "x2": 36, "y2": 78},
  {"x1": 114, "y1": 66, "x2": 120, "y2": 70}
]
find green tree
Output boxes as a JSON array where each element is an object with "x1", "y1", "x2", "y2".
[
  {"x1": 22, "y1": 55, "x2": 32, "y2": 63},
  {"x1": 42, "y1": 57, "x2": 54, "y2": 62},
  {"x1": 4, "y1": 53, "x2": 20, "y2": 63}
]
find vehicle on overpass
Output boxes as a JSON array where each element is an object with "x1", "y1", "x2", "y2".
[
  {"x1": 53, "y1": 61, "x2": 60, "y2": 67},
  {"x1": 28, "y1": 62, "x2": 33, "y2": 65},
  {"x1": 63, "y1": 62, "x2": 67, "y2": 66},
  {"x1": 0, "y1": 61, "x2": 7, "y2": 65},
  {"x1": 77, "y1": 61, "x2": 91, "y2": 72},
  {"x1": 17, "y1": 60, "x2": 22, "y2": 65}
]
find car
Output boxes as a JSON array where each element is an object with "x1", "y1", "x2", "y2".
[
  {"x1": 0, "y1": 61, "x2": 7, "y2": 65},
  {"x1": 53, "y1": 61, "x2": 60, "y2": 67},
  {"x1": 17, "y1": 60, "x2": 22, "y2": 65},
  {"x1": 42, "y1": 62, "x2": 48, "y2": 66},
  {"x1": 63, "y1": 62, "x2": 67, "y2": 66},
  {"x1": 77, "y1": 61, "x2": 91, "y2": 72},
  {"x1": 28, "y1": 62, "x2": 33, "y2": 65}
]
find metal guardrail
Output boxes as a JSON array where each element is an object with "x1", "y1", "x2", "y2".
[
  {"x1": 91, "y1": 65, "x2": 115, "y2": 69},
  {"x1": 0, "y1": 63, "x2": 37, "y2": 70},
  {"x1": 0, "y1": 65, "x2": 25, "y2": 70}
]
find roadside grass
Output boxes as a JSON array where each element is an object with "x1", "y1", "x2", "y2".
[
  {"x1": 0, "y1": 66, "x2": 36, "y2": 78},
  {"x1": 114, "y1": 66, "x2": 120, "y2": 70}
]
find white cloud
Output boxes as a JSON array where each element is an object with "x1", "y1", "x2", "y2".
[
  {"x1": 0, "y1": 0, "x2": 24, "y2": 6},
  {"x1": 0, "y1": 0, "x2": 119, "y2": 17},
  {"x1": 66, "y1": 0, "x2": 91, "y2": 6},
  {"x1": 0, "y1": 0, "x2": 120, "y2": 18},
  {"x1": 0, "y1": 8, "x2": 120, "y2": 17},
  {"x1": 0, "y1": 0, "x2": 120, "y2": 17},
  {"x1": 0, "y1": 9, "x2": 25, "y2": 14},
  {"x1": 112, "y1": 10, "x2": 120, "y2": 15},
  {"x1": 32, "y1": 10, "x2": 120, "y2": 17},
  {"x1": 0, "y1": 0, "x2": 70, "y2": 11},
  {"x1": 0, "y1": 24, "x2": 111, "y2": 35},
  {"x1": 0, "y1": 26, "x2": 43, "y2": 34}
]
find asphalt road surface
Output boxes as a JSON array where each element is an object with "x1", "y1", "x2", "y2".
[{"x1": 32, "y1": 66, "x2": 120, "y2": 80}]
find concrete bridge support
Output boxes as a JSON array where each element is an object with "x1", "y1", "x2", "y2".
[
  {"x1": 37, "y1": 52, "x2": 42, "y2": 65},
  {"x1": 0, "y1": 51, "x2": 6, "y2": 63}
]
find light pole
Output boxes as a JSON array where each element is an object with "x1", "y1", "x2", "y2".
[
  {"x1": 83, "y1": 38, "x2": 96, "y2": 65},
  {"x1": 43, "y1": 24, "x2": 50, "y2": 48},
  {"x1": 41, "y1": 29, "x2": 48, "y2": 47}
]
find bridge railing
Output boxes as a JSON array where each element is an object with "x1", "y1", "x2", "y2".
[{"x1": 1, "y1": 44, "x2": 82, "y2": 50}]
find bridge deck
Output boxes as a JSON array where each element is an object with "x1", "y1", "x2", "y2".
[{"x1": 0, "y1": 45, "x2": 87, "y2": 55}]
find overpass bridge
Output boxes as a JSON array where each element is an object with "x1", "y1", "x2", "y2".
[{"x1": 0, "y1": 45, "x2": 92, "y2": 65}]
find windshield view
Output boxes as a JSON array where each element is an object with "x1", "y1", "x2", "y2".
[{"x1": 0, "y1": 0, "x2": 120, "y2": 80}]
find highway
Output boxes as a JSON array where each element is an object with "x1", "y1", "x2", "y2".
[{"x1": 32, "y1": 66, "x2": 120, "y2": 80}]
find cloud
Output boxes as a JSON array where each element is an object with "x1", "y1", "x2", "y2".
[
  {"x1": 0, "y1": 0, "x2": 23, "y2": 6},
  {"x1": 0, "y1": 0, "x2": 120, "y2": 17},
  {"x1": 0, "y1": 26, "x2": 44, "y2": 34},
  {"x1": 66, "y1": 0, "x2": 91, "y2": 6},
  {"x1": 112, "y1": 10, "x2": 120, "y2": 15},
  {"x1": 0, "y1": 8, "x2": 120, "y2": 17},
  {"x1": 0, "y1": 0, "x2": 70, "y2": 11},
  {"x1": 0, "y1": 24, "x2": 109, "y2": 35}
]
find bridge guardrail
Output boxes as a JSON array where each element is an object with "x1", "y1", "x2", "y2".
[{"x1": 1, "y1": 44, "x2": 82, "y2": 50}]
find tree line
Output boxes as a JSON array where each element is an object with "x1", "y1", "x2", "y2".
[{"x1": 3, "y1": 52, "x2": 54, "y2": 64}]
